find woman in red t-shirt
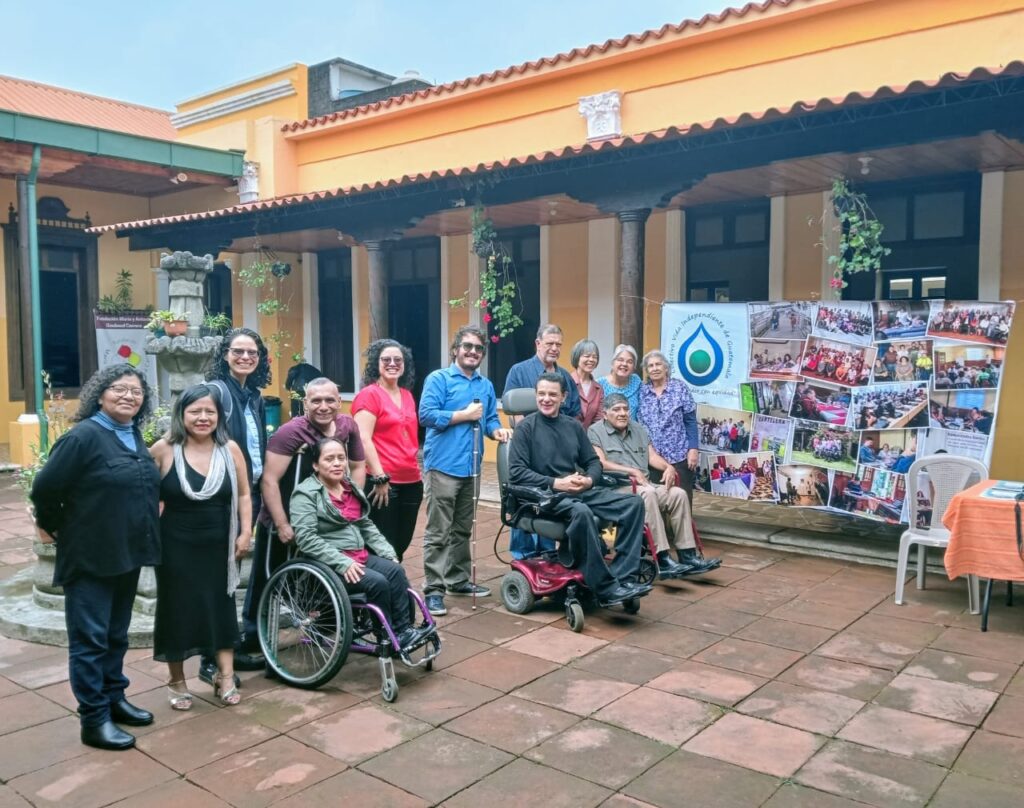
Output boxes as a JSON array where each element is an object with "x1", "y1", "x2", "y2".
[{"x1": 351, "y1": 340, "x2": 423, "y2": 561}]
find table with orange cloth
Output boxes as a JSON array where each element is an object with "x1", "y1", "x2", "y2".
[{"x1": 943, "y1": 480, "x2": 1024, "y2": 583}]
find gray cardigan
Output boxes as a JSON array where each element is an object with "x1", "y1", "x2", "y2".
[{"x1": 290, "y1": 474, "x2": 397, "y2": 573}]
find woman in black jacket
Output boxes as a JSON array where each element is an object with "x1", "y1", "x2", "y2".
[
  {"x1": 204, "y1": 327, "x2": 270, "y2": 678},
  {"x1": 31, "y1": 364, "x2": 160, "y2": 751}
]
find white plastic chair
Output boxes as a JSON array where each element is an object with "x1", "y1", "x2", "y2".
[{"x1": 894, "y1": 455, "x2": 985, "y2": 613}]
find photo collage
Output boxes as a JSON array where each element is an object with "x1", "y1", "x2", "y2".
[{"x1": 690, "y1": 300, "x2": 1013, "y2": 524}]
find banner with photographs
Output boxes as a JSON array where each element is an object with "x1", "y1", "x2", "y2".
[{"x1": 660, "y1": 299, "x2": 1015, "y2": 524}]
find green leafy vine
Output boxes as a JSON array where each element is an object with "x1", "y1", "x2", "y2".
[
  {"x1": 823, "y1": 179, "x2": 891, "y2": 299},
  {"x1": 448, "y1": 203, "x2": 523, "y2": 343}
]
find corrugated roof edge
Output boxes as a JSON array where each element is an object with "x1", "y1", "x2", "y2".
[{"x1": 87, "y1": 62, "x2": 1024, "y2": 235}]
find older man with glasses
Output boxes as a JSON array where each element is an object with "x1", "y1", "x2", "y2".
[{"x1": 419, "y1": 325, "x2": 512, "y2": 616}]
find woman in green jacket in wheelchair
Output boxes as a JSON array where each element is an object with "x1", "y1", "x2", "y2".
[{"x1": 290, "y1": 437, "x2": 421, "y2": 650}]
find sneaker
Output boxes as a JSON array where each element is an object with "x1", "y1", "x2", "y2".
[
  {"x1": 425, "y1": 595, "x2": 447, "y2": 616},
  {"x1": 447, "y1": 582, "x2": 491, "y2": 597}
]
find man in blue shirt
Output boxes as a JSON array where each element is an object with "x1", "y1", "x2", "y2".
[
  {"x1": 419, "y1": 325, "x2": 512, "y2": 616},
  {"x1": 858, "y1": 438, "x2": 878, "y2": 465},
  {"x1": 503, "y1": 324, "x2": 580, "y2": 558}
]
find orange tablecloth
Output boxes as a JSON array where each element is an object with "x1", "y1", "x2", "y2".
[{"x1": 943, "y1": 480, "x2": 1024, "y2": 582}]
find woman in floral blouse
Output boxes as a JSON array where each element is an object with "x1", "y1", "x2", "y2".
[{"x1": 638, "y1": 350, "x2": 700, "y2": 503}]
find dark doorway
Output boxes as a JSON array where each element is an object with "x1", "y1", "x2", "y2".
[
  {"x1": 686, "y1": 200, "x2": 770, "y2": 302},
  {"x1": 388, "y1": 239, "x2": 440, "y2": 405},
  {"x1": 488, "y1": 228, "x2": 540, "y2": 394},
  {"x1": 317, "y1": 248, "x2": 355, "y2": 392},
  {"x1": 40, "y1": 246, "x2": 86, "y2": 389}
]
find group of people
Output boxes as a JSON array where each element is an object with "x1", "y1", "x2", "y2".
[
  {"x1": 875, "y1": 306, "x2": 927, "y2": 338},
  {"x1": 802, "y1": 344, "x2": 869, "y2": 386},
  {"x1": 857, "y1": 437, "x2": 916, "y2": 473},
  {"x1": 750, "y1": 348, "x2": 798, "y2": 376},
  {"x1": 792, "y1": 382, "x2": 849, "y2": 424},
  {"x1": 806, "y1": 429, "x2": 851, "y2": 463},
  {"x1": 814, "y1": 305, "x2": 873, "y2": 339},
  {"x1": 853, "y1": 384, "x2": 927, "y2": 430},
  {"x1": 33, "y1": 321, "x2": 722, "y2": 751},
  {"x1": 699, "y1": 416, "x2": 749, "y2": 453},
  {"x1": 929, "y1": 403, "x2": 994, "y2": 435},
  {"x1": 929, "y1": 306, "x2": 1011, "y2": 343},
  {"x1": 933, "y1": 361, "x2": 1000, "y2": 389},
  {"x1": 874, "y1": 342, "x2": 932, "y2": 382}
]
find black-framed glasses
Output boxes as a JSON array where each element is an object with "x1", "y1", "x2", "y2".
[
  {"x1": 460, "y1": 342, "x2": 485, "y2": 354},
  {"x1": 229, "y1": 348, "x2": 259, "y2": 358},
  {"x1": 381, "y1": 356, "x2": 404, "y2": 365}
]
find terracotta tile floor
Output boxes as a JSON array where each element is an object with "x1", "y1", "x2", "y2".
[{"x1": 2, "y1": 483, "x2": 1024, "y2": 806}]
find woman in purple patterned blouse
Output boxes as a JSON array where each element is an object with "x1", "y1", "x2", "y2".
[{"x1": 638, "y1": 350, "x2": 701, "y2": 503}]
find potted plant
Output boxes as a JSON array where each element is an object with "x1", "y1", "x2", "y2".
[
  {"x1": 146, "y1": 310, "x2": 188, "y2": 337},
  {"x1": 202, "y1": 312, "x2": 232, "y2": 336}
]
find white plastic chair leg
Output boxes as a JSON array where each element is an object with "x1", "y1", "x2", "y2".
[
  {"x1": 895, "y1": 534, "x2": 913, "y2": 605},
  {"x1": 916, "y1": 545, "x2": 927, "y2": 590},
  {"x1": 967, "y1": 574, "x2": 981, "y2": 615}
]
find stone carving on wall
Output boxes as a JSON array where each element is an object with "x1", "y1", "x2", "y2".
[
  {"x1": 238, "y1": 161, "x2": 260, "y2": 204},
  {"x1": 578, "y1": 90, "x2": 622, "y2": 141}
]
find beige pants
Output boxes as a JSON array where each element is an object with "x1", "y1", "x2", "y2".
[{"x1": 616, "y1": 483, "x2": 696, "y2": 553}]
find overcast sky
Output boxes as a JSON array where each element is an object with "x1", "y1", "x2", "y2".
[{"x1": 4, "y1": 0, "x2": 725, "y2": 109}]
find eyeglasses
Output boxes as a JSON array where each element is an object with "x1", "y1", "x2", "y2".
[
  {"x1": 460, "y1": 342, "x2": 485, "y2": 354},
  {"x1": 108, "y1": 385, "x2": 144, "y2": 399},
  {"x1": 229, "y1": 348, "x2": 259, "y2": 358},
  {"x1": 380, "y1": 356, "x2": 404, "y2": 366}
]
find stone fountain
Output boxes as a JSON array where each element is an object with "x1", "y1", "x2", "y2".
[{"x1": 0, "y1": 251, "x2": 226, "y2": 646}]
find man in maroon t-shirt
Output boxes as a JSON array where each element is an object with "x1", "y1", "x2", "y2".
[{"x1": 242, "y1": 377, "x2": 365, "y2": 650}]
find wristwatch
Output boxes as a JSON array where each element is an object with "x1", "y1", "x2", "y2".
[{"x1": 370, "y1": 473, "x2": 391, "y2": 486}]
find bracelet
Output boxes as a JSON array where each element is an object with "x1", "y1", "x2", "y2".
[{"x1": 370, "y1": 473, "x2": 391, "y2": 486}]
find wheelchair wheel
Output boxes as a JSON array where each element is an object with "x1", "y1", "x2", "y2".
[
  {"x1": 636, "y1": 556, "x2": 658, "y2": 587},
  {"x1": 258, "y1": 559, "x2": 353, "y2": 689},
  {"x1": 501, "y1": 571, "x2": 536, "y2": 614},
  {"x1": 565, "y1": 601, "x2": 585, "y2": 633},
  {"x1": 623, "y1": 597, "x2": 641, "y2": 615}
]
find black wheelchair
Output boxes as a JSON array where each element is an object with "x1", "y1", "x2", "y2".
[{"x1": 256, "y1": 447, "x2": 441, "y2": 700}]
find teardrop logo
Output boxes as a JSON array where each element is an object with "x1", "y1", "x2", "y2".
[{"x1": 678, "y1": 323, "x2": 724, "y2": 386}]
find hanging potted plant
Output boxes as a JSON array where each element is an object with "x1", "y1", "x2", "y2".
[
  {"x1": 819, "y1": 178, "x2": 891, "y2": 299},
  {"x1": 448, "y1": 202, "x2": 523, "y2": 343}
]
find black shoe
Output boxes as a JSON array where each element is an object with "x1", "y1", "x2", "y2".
[
  {"x1": 109, "y1": 699, "x2": 153, "y2": 727},
  {"x1": 677, "y1": 549, "x2": 722, "y2": 576},
  {"x1": 657, "y1": 553, "x2": 687, "y2": 579},
  {"x1": 394, "y1": 627, "x2": 420, "y2": 650},
  {"x1": 81, "y1": 720, "x2": 135, "y2": 750},
  {"x1": 233, "y1": 650, "x2": 265, "y2": 671},
  {"x1": 199, "y1": 660, "x2": 241, "y2": 689},
  {"x1": 264, "y1": 664, "x2": 281, "y2": 681},
  {"x1": 447, "y1": 582, "x2": 491, "y2": 597},
  {"x1": 598, "y1": 584, "x2": 636, "y2": 607}
]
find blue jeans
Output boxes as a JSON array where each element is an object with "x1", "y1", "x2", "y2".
[
  {"x1": 509, "y1": 528, "x2": 556, "y2": 559},
  {"x1": 63, "y1": 569, "x2": 140, "y2": 727}
]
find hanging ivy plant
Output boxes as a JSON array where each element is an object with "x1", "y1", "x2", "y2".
[
  {"x1": 237, "y1": 248, "x2": 292, "y2": 317},
  {"x1": 448, "y1": 203, "x2": 523, "y2": 343},
  {"x1": 823, "y1": 179, "x2": 891, "y2": 299}
]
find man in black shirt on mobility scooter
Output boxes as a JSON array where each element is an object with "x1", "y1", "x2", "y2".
[{"x1": 507, "y1": 373, "x2": 652, "y2": 606}]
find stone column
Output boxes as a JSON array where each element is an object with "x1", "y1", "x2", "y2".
[
  {"x1": 618, "y1": 209, "x2": 650, "y2": 350},
  {"x1": 365, "y1": 240, "x2": 389, "y2": 341}
]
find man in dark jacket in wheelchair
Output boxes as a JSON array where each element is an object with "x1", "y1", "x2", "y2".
[{"x1": 508, "y1": 373, "x2": 651, "y2": 606}]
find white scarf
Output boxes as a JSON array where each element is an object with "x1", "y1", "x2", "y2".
[{"x1": 172, "y1": 443, "x2": 240, "y2": 594}]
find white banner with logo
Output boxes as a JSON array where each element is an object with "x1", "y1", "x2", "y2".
[
  {"x1": 94, "y1": 313, "x2": 158, "y2": 390},
  {"x1": 662, "y1": 303, "x2": 750, "y2": 408}
]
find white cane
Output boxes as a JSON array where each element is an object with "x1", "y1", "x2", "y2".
[{"x1": 471, "y1": 399, "x2": 482, "y2": 611}]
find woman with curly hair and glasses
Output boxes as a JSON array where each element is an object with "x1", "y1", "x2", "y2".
[
  {"x1": 203, "y1": 327, "x2": 270, "y2": 681},
  {"x1": 30, "y1": 364, "x2": 161, "y2": 751},
  {"x1": 351, "y1": 339, "x2": 422, "y2": 561}
]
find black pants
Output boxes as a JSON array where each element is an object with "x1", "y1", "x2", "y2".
[
  {"x1": 240, "y1": 516, "x2": 289, "y2": 644},
  {"x1": 63, "y1": 569, "x2": 140, "y2": 727},
  {"x1": 672, "y1": 461, "x2": 696, "y2": 505},
  {"x1": 344, "y1": 555, "x2": 413, "y2": 633},
  {"x1": 550, "y1": 488, "x2": 644, "y2": 599},
  {"x1": 365, "y1": 480, "x2": 424, "y2": 562}
]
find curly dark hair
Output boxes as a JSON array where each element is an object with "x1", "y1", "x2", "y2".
[
  {"x1": 73, "y1": 364, "x2": 154, "y2": 426},
  {"x1": 205, "y1": 327, "x2": 272, "y2": 389},
  {"x1": 449, "y1": 325, "x2": 488, "y2": 362},
  {"x1": 361, "y1": 339, "x2": 415, "y2": 389}
]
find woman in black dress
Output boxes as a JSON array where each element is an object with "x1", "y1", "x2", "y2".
[
  {"x1": 150, "y1": 384, "x2": 251, "y2": 708},
  {"x1": 31, "y1": 364, "x2": 160, "y2": 751}
]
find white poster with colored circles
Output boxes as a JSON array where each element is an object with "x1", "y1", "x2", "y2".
[{"x1": 94, "y1": 313, "x2": 158, "y2": 390}]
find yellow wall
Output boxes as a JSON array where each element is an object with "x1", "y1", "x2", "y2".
[
  {"x1": 290, "y1": 0, "x2": 1024, "y2": 192},
  {"x1": 547, "y1": 221, "x2": 589, "y2": 349},
  {"x1": 643, "y1": 212, "x2": 666, "y2": 355},
  {"x1": 784, "y1": 193, "x2": 826, "y2": 300}
]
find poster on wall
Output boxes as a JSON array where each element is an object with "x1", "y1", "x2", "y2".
[
  {"x1": 94, "y1": 313, "x2": 158, "y2": 389},
  {"x1": 662, "y1": 303, "x2": 750, "y2": 407}
]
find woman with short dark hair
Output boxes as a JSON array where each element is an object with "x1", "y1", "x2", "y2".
[
  {"x1": 149, "y1": 384, "x2": 252, "y2": 709},
  {"x1": 31, "y1": 364, "x2": 160, "y2": 750},
  {"x1": 352, "y1": 339, "x2": 423, "y2": 561},
  {"x1": 570, "y1": 339, "x2": 603, "y2": 430}
]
